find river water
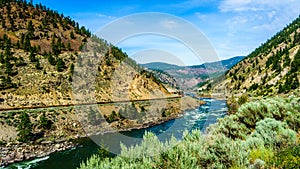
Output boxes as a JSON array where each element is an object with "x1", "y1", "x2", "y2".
[{"x1": 5, "y1": 98, "x2": 227, "y2": 169}]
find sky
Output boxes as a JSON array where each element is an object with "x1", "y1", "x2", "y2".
[{"x1": 33, "y1": 0, "x2": 300, "y2": 66}]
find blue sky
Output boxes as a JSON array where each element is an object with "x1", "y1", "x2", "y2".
[{"x1": 33, "y1": 0, "x2": 300, "y2": 65}]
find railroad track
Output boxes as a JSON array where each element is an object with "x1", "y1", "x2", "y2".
[{"x1": 0, "y1": 96, "x2": 182, "y2": 111}]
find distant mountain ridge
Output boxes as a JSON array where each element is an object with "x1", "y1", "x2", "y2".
[
  {"x1": 189, "y1": 56, "x2": 245, "y2": 69},
  {"x1": 142, "y1": 56, "x2": 245, "y2": 89},
  {"x1": 142, "y1": 62, "x2": 182, "y2": 70},
  {"x1": 142, "y1": 56, "x2": 245, "y2": 71}
]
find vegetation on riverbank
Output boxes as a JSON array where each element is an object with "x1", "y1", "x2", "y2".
[
  {"x1": 0, "y1": 96, "x2": 201, "y2": 166},
  {"x1": 79, "y1": 97, "x2": 300, "y2": 169}
]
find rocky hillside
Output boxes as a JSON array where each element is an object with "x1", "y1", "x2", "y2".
[
  {"x1": 0, "y1": 1, "x2": 197, "y2": 165},
  {"x1": 0, "y1": 0, "x2": 174, "y2": 109},
  {"x1": 214, "y1": 16, "x2": 300, "y2": 96}
]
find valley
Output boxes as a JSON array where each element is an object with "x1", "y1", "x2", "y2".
[
  {"x1": 142, "y1": 56, "x2": 244, "y2": 90},
  {"x1": 0, "y1": 0, "x2": 299, "y2": 169}
]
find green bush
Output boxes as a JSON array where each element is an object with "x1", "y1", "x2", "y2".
[
  {"x1": 250, "y1": 118, "x2": 297, "y2": 147},
  {"x1": 249, "y1": 147, "x2": 274, "y2": 166},
  {"x1": 237, "y1": 93, "x2": 249, "y2": 105},
  {"x1": 270, "y1": 145, "x2": 300, "y2": 168}
]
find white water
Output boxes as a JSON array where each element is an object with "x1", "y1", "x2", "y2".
[{"x1": 5, "y1": 156, "x2": 49, "y2": 169}]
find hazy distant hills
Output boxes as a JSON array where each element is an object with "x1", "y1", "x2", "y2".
[
  {"x1": 213, "y1": 16, "x2": 300, "y2": 96},
  {"x1": 142, "y1": 56, "x2": 245, "y2": 89},
  {"x1": 142, "y1": 62, "x2": 182, "y2": 71},
  {"x1": 142, "y1": 56, "x2": 244, "y2": 71}
]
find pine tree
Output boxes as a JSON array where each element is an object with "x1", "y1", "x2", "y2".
[
  {"x1": 27, "y1": 20, "x2": 35, "y2": 38},
  {"x1": 0, "y1": 53, "x2": 4, "y2": 63},
  {"x1": 291, "y1": 75, "x2": 299, "y2": 89},
  {"x1": 278, "y1": 84, "x2": 284, "y2": 93},
  {"x1": 70, "y1": 31, "x2": 75, "y2": 39},
  {"x1": 35, "y1": 59, "x2": 42, "y2": 70},
  {"x1": 56, "y1": 58, "x2": 65, "y2": 72},
  {"x1": 24, "y1": 35, "x2": 31, "y2": 51},
  {"x1": 17, "y1": 112, "x2": 33, "y2": 142},
  {"x1": 47, "y1": 54, "x2": 56, "y2": 65},
  {"x1": 67, "y1": 42, "x2": 72, "y2": 51},
  {"x1": 39, "y1": 112, "x2": 52, "y2": 130},
  {"x1": 4, "y1": 59, "x2": 12, "y2": 75},
  {"x1": 29, "y1": 50, "x2": 36, "y2": 62},
  {"x1": 70, "y1": 63, "x2": 74, "y2": 74}
]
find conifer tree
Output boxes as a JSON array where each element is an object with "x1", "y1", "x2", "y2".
[{"x1": 17, "y1": 112, "x2": 33, "y2": 142}]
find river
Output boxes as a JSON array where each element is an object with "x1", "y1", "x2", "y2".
[{"x1": 5, "y1": 98, "x2": 227, "y2": 169}]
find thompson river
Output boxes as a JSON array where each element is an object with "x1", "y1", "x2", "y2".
[{"x1": 5, "y1": 98, "x2": 227, "y2": 169}]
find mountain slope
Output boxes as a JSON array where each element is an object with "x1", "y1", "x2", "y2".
[
  {"x1": 0, "y1": 1, "x2": 202, "y2": 165},
  {"x1": 0, "y1": 0, "x2": 175, "y2": 109},
  {"x1": 213, "y1": 16, "x2": 300, "y2": 96},
  {"x1": 0, "y1": 0, "x2": 202, "y2": 152}
]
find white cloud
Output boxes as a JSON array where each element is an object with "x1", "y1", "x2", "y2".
[
  {"x1": 227, "y1": 16, "x2": 248, "y2": 24},
  {"x1": 219, "y1": 0, "x2": 300, "y2": 34},
  {"x1": 267, "y1": 11, "x2": 276, "y2": 19},
  {"x1": 219, "y1": 0, "x2": 258, "y2": 12},
  {"x1": 219, "y1": 0, "x2": 300, "y2": 13},
  {"x1": 95, "y1": 13, "x2": 115, "y2": 20},
  {"x1": 195, "y1": 12, "x2": 207, "y2": 21}
]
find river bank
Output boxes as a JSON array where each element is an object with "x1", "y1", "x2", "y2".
[
  {"x1": 6, "y1": 98, "x2": 227, "y2": 169},
  {"x1": 0, "y1": 96, "x2": 204, "y2": 167},
  {"x1": 0, "y1": 140, "x2": 77, "y2": 167}
]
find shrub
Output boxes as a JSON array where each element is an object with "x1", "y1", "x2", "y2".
[
  {"x1": 250, "y1": 118, "x2": 297, "y2": 147},
  {"x1": 238, "y1": 94, "x2": 249, "y2": 105},
  {"x1": 104, "y1": 111, "x2": 118, "y2": 123},
  {"x1": 270, "y1": 145, "x2": 300, "y2": 168},
  {"x1": 249, "y1": 147, "x2": 274, "y2": 166}
]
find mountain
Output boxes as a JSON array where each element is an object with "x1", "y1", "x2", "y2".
[
  {"x1": 0, "y1": 0, "x2": 199, "y2": 150},
  {"x1": 142, "y1": 62, "x2": 182, "y2": 70},
  {"x1": 142, "y1": 56, "x2": 244, "y2": 71},
  {"x1": 213, "y1": 16, "x2": 300, "y2": 96},
  {"x1": 220, "y1": 56, "x2": 245, "y2": 69},
  {"x1": 189, "y1": 56, "x2": 245, "y2": 69},
  {"x1": 0, "y1": 0, "x2": 174, "y2": 109},
  {"x1": 142, "y1": 56, "x2": 245, "y2": 89}
]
